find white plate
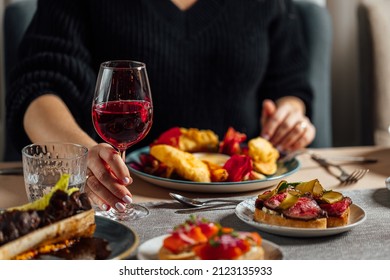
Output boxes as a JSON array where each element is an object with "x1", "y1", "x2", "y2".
[
  {"x1": 235, "y1": 197, "x2": 366, "y2": 237},
  {"x1": 137, "y1": 234, "x2": 283, "y2": 260},
  {"x1": 126, "y1": 146, "x2": 300, "y2": 193}
]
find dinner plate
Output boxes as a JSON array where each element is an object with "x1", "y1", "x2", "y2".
[
  {"x1": 36, "y1": 216, "x2": 139, "y2": 260},
  {"x1": 126, "y1": 146, "x2": 300, "y2": 193},
  {"x1": 235, "y1": 197, "x2": 366, "y2": 237},
  {"x1": 93, "y1": 215, "x2": 139, "y2": 259},
  {"x1": 137, "y1": 234, "x2": 283, "y2": 260}
]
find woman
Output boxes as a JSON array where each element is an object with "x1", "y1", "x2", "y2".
[{"x1": 7, "y1": 0, "x2": 315, "y2": 212}]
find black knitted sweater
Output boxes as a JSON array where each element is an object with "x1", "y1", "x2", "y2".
[{"x1": 6, "y1": 0, "x2": 312, "y2": 152}]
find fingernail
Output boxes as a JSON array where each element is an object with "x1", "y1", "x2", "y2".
[
  {"x1": 115, "y1": 202, "x2": 126, "y2": 212},
  {"x1": 122, "y1": 177, "x2": 130, "y2": 185},
  {"x1": 101, "y1": 204, "x2": 109, "y2": 211},
  {"x1": 122, "y1": 195, "x2": 133, "y2": 204}
]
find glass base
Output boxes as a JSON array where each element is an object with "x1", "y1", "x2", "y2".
[{"x1": 94, "y1": 204, "x2": 149, "y2": 221}]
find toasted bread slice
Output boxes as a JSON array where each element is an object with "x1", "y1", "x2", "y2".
[
  {"x1": 0, "y1": 209, "x2": 95, "y2": 260},
  {"x1": 158, "y1": 247, "x2": 196, "y2": 260},
  {"x1": 150, "y1": 144, "x2": 211, "y2": 182},
  {"x1": 327, "y1": 207, "x2": 350, "y2": 228},
  {"x1": 254, "y1": 208, "x2": 327, "y2": 229}
]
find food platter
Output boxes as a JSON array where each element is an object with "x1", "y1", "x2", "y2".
[
  {"x1": 235, "y1": 197, "x2": 366, "y2": 237},
  {"x1": 137, "y1": 234, "x2": 284, "y2": 260},
  {"x1": 126, "y1": 146, "x2": 300, "y2": 193},
  {"x1": 35, "y1": 216, "x2": 139, "y2": 260}
]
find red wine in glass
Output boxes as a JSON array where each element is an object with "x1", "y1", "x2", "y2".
[
  {"x1": 92, "y1": 100, "x2": 152, "y2": 153},
  {"x1": 92, "y1": 60, "x2": 153, "y2": 221}
]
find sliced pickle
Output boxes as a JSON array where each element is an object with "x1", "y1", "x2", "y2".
[
  {"x1": 277, "y1": 192, "x2": 299, "y2": 210},
  {"x1": 320, "y1": 191, "x2": 343, "y2": 204},
  {"x1": 258, "y1": 180, "x2": 288, "y2": 201},
  {"x1": 295, "y1": 179, "x2": 324, "y2": 197},
  {"x1": 287, "y1": 189, "x2": 301, "y2": 197},
  {"x1": 312, "y1": 181, "x2": 324, "y2": 197},
  {"x1": 287, "y1": 182, "x2": 302, "y2": 187},
  {"x1": 257, "y1": 191, "x2": 274, "y2": 201},
  {"x1": 275, "y1": 180, "x2": 289, "y2": 193}
]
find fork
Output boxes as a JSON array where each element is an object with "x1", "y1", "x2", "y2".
[{"x1": 311, "y1": 154, "x2": 369, "y2": 184}]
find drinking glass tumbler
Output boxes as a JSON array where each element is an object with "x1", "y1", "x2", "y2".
[{"x1": 22, "y1": 142, "x2": 88, "y2": 202}]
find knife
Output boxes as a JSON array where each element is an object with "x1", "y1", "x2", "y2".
[
  {"x1": 279, "y1": 149, "x2": 378, "y2": 164},
  {"x1": 0, "y1": 167, "x2": 24, "y2": 175},
  {"x1": 174, "y1": 203, "x2": 237, "y2": 214},
  {"x1": 320, "y1": 156, "x2": 378, "y2": 163}
]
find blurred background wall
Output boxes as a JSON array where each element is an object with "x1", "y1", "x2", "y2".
[{"x1": 327, "y1": 0, "x2": 366, "y2": 147}]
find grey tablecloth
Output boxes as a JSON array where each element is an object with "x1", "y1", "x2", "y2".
[{"x1": 124, "y1": 188, "x2": 390, "y2": 260}]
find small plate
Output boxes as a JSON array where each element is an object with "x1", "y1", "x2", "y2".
[
  {"x1": 126, "y1": 146, "x2": 300, "y2": 193},
  {"x1": 137, "y1": 234, "x2": 283, "y2": 260},
  {"x1": 235, "y1": 197, "x2": 366, "y2": 237}
]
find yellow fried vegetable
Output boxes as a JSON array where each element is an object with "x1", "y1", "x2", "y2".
[
  {"x1": 253, "y1": 161, "x2": 278, "y2": 175},
  {"x1": 202, "y1": 160, "x2": 229, "y2": 182},
  {"x1": 150, "y1": 144, "x2": 211, "y2": 182},
  {"x1": 179, "y1": 128, "x2": 219, "y2": 153},
  {"x1": 248, "y1": 137, "x2": 279, "y2": 163}
]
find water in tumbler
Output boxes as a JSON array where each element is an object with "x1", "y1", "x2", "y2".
[{"x1": 24, "y1": 174, "x2": 86, "y2": 202}]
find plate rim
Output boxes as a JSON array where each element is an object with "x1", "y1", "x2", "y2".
[
  {"x1": 235, "y1": 197, "x2": 367, "y2": 237},
  {"x1": 126, "y1": 146, "x2": 300, "y2": 191},
  {"x1": 95, "y1": 215, "x2": 140, "y2": 260},
  {"x1": 137, "y1": 234, "x2": 283, "y2": 260}
]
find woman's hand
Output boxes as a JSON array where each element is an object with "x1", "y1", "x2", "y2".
[
  {"x1": 84, "y1": 143, "x2": 133, "y2": 212},
  {"x1": 260, "y1": 98, "x2": 316, "y2": 151}
]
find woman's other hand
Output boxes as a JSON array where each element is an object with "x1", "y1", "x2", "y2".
[{"x1": 260, "y1": 98, "x2": 316, "y2": 151}]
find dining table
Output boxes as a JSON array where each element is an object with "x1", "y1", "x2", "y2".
[{"x1": 0, "y1": 145, "x2": 389, "y2": 260}]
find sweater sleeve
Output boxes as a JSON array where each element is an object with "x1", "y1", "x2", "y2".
[
  {"x1": 6, "y1": 0, "x2": 96, "y2": 151},
  {"x1": 259, "y1": 0, "x2": 313, "y2": 118}
]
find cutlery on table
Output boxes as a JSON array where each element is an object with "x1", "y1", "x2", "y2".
[
  {"x1": 279, "y1": 149, "x2": 377, "y2": 164},
  {"x1": 169, "y1": 193, "x2": 241, "y2": 208},
  {"x1": 311, "y1": 154, "x2": 369, "y2": 184},
  {"x1": 174, "y1": 203, "x2": 237, "y2": 214},
  {"x1": 0, "y1": 167, "x2": 23, "y2": 175}
]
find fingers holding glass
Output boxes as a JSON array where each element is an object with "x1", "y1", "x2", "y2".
[
  {"x1": 85, "y1": 173, "x2": 132, "y2": 212},
  {"x1": 97, "y1": 145, "x2": 132, "y2": 185},
  {"x1": 86, "y1": 143, "x2": 133, "y2": 212}
]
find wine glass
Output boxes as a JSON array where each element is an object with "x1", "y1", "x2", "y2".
[{"x1": 92, "y1": 60, "x2": 153, "y2": 221}]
